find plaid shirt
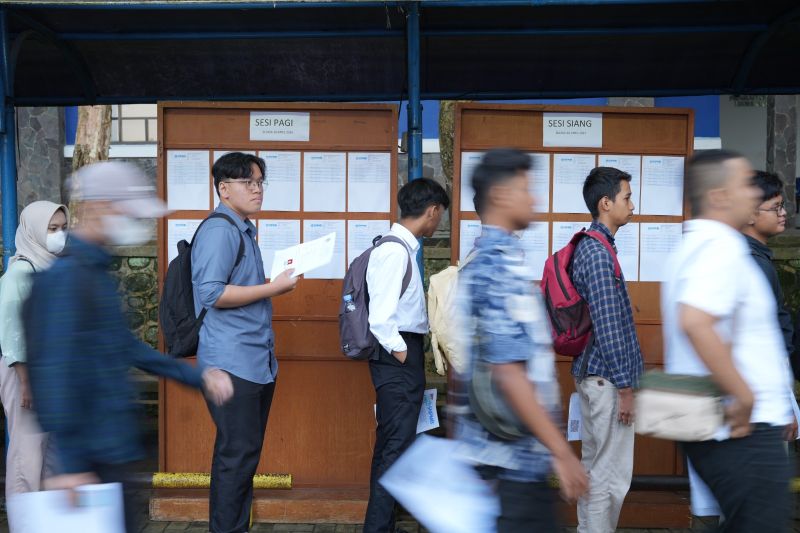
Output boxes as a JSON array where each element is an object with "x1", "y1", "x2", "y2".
[
  {"x1": 452, "y1": 226, "x2": 561, "y2": 482},
  {"x1": 27, "y1": 237, "x2": 204, "y2": 474},
  {"x1": 570, "y1": 221, "x2": 643, "y2": 388}
]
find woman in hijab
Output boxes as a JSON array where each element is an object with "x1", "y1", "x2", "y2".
[{"x1": 0, "y1": 200, "x2": 69, "y2": 497}]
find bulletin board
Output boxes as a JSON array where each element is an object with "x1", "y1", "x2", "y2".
[
  {"x1": 156, "y1": 102, "x2": 398, "y2": 490},
  {"x1": 452, "y1": 103, "x2": 694, "y2": 477}
]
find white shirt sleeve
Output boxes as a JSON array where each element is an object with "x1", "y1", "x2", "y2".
[{"x1": 366, "y1": 242, "x2": 409, "y2": 354}]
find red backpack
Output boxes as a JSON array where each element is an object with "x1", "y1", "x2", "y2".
[{"x1": 540, "y1": 230, "x2": 621, "y2": 357}]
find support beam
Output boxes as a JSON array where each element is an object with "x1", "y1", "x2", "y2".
[
  {"x1": 0, "y1": 8, "x2": 17, "y2": 270},
  {"x1": 406, "y1": 1, "x2": 425, "y2": 275}
]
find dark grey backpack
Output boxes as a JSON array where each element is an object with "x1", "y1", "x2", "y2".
[{"x1": 339, "y1": 235, "x2": 412, "y2": 360}]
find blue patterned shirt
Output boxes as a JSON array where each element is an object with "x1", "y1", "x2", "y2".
[
  {"x1": 570, "y1": 221, "x2": 643, "y2": 388},
  {"x1": 453, "y1": 226, "x2": 561, "y2": 482}
]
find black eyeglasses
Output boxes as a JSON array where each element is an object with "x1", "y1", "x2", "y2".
[{"x1": 757, "y1": 202, "x2": 786, "y2": 214}]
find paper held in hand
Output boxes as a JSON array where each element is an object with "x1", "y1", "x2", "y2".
[{"x1": 269, "y1": 231, "x2": 336, "y2": 280}]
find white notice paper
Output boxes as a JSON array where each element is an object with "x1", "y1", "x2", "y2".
[
  {"x1": 250, "y1": 111, "x2": 310, "y2": 141},
  {"x1": 167, "y1": 150, "x2": 210, "y2": 210},
  {"x1": 347, "y1": 219, "x2": 391, "y2": 266},
  {"x1": 543, "y1": 112, "x2": 603, "y2": 148},
  {"x1": 304, "y1": 152, "x2": 346, "y2": 212},
  {"x1": 379, "y1": 435, "x2": 500, "y2": 533},
  {"x1": 7, "y1": 482, "x2": 126, "y2": 533},
  {"x1": 615, "y1": 223, "x2": 640, "y2": 282},
  {"x1": 567, "y1": 392, "x2": 582, "y2": 441},
  {"x1": 641, "y1": 156, "x2": 685, "y2": 216},
  {"x1": 640, "y1": 223, "x2": 682, "y2": 282},
  {"x1": 459, "y1": 152, "x2": 484, "y2": 213},
  {"x1": 459, "y1": 220, "x2": 483, "y2": 262},
  {"x1": 417, "y1": 389, "x2": 440, "y2": 434},
  {"x1": 518, "y1": 222, "x2": 549, "y2": 281},
  {"x1": 260, "y1": 151, "x2": 301, "y2": 211},
  {"x1": 528, "y1": 153, "x2": 551, "y2": 211},
  {"x1": 552, "y1": 221, "x2": 591, "y2": 252},
  {"x1": 258, "y1": 220, "x2": 301, "y2": 279},
  {"x1": 348, "y1": 152, "x2": 391, "y2": 213},
  {"x1": 598, "y1": 154, "x2": 642, "y2": 214},
  {"x1": 213, "y1": 151, "x2": 256, "y2": 207},
  {"x1": 270, "y1": 227, "x2": 337, "y2": 280},
  {"x1": 167, "y1": 219, "x2": 202, "y2": 264},
  {"x1": 552, "y1": 154, "x2": 595, "y2": 213},
  {"x1": 302, "y1": 220, "x2": 346, "y2": 279}
]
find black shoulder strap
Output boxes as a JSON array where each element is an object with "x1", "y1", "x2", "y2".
[
  {"x1": 15, "y1": 256, "x2": 36, "y2": 273},
  {"x1": 192, "y1": 212, "x2": 246, "y2": 268},
  {"x1": 374, "y1": 235, "x2": 414, "y2": 297}
]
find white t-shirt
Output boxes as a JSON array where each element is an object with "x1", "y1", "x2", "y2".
[{"x1": 662, "y1": 218, "x2": 792, "y2": 436}]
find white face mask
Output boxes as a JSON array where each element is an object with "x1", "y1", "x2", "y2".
[
  {"x1": 46, "y1": 230, "x2": 67, "y2": 254},
  {"x1": 103, "y1": 215, "x2": 152, "y2": 246}
]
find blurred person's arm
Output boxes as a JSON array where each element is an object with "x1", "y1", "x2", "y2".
[
  {"x1": 192, "y1": 225, "x2": 296, "y2": 310},
  {"x1": 679, "y1": 304, "x2": 753, "y2": 438},
  {"x1": 492, "y1": 362, "x2": 588, "y2": 501},
  {"x1": 130, "y1": 337, "x2": 232, "y2": 405}
]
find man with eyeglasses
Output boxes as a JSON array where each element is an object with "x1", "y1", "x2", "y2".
[
  {"x1": 191, "y1": 152, "x2": 298, "y2": 533},
  {"x1": 742, "y1": 171, "x2": 798, "y2": 383}
]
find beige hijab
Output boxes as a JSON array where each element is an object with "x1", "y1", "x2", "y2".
[{"x1": 11, "y1": 201, "x2": 70, "y2": 271}]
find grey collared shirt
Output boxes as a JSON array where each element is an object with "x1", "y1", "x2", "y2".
[{"x1": 191, "y1": 203, "x2": 276, "y2": 384}]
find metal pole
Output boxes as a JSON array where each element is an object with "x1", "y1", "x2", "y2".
[
  {"x1": 0, "y1": 8, "x2": 17, "y2": 271},
  {"x1": 406, "y1": 1, "x2": 425, "y2": 276}
]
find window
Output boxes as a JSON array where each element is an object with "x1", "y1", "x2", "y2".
[{"x1": 111, "y1": 104, "x2": 157, "y2": 143}]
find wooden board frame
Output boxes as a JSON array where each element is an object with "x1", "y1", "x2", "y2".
[
  {"x1": 156, "y1": 102, "x2": 399, "y2": 487},
  {"x1": 451, "y1": 102, "x2": 694, "y2": 476}
]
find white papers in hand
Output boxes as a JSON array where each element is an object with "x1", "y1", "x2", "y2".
[
  {"x1": 269, "y1": 230, "x2": 336, "y2": 280},
  {"x1": 379, "y1": 435, "x2": 500, "y2": 533},
  {"x1": 303, "y1": 220, "x2": 346, "y2": 279},
  {"x1": 258, "y1": 220, "x2": 301, "y2": 279},
  {"x1": 7, "y1": 482, "x2": 126, "y2": 533}
]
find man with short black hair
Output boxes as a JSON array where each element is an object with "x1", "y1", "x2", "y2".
[
  {"x1": 572, "y1": 166, "x2": 643, "y2": 533},
  {"x1": 455, "y1": 148, "x2": 587, "y2": 532},
  {"x1": 742, "y1": 171, "x2": 797, "y2": 381},
  {"x1": 664, "y1": 150, "x2": 794, "y2": 530},
  {"x1": 364, "y1": 177, "x2": 449, "y2": 533},
  {"x1": 192, "y1": 151, "x2": 298, "y2": 533}
]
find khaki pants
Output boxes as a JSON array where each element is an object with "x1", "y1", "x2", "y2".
[
  {"x1": 576, "y1": 376, "x2": 635, "y2": 533},
  {"x1": 0, "y1": 358, "x2": 50, "y2": 497}
]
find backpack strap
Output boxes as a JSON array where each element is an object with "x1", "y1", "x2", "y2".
[
  {"x1": 191, "y1": 212, "x2": 246, "y2": 282},
  {"x1": 14, "y1": 256, "x2": 36, "y2": 273},
  {"x1": 574, "y1": 230, "x2": 622, "y2": 280},
  {"x1": 372, "y1": 234, "x2": 414, "y2": 297}
]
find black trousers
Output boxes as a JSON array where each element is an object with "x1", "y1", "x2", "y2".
[
  {"x1": 94, "y1": 462, "x2": 137, "y2": 533},
  {"x1": 496, "y1": 479, "x2": 558, "y2": 533},
  {"x1": 206, "y1": 373, "x2": 276, "y2": 533},
  {"x1": 363, "y1": 332, "x2": 426, "y2": 533},
  {"x1": 683, "y1": 424, "x2": 790, "y2": 533}
]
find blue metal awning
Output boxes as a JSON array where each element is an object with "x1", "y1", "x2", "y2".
[{"x1": 3, "y1": 0, "x2": 800, "y2": 106}]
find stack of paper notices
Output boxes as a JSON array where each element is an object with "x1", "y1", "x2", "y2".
[
  {"x1": 269, "y1": 231, "x2": 336, "y2": 280},
  {"x1": 7, "y1": 482, "x2": 125, "y2": 533},
  {"x1": 380, "y1": 435, "x2": 500, "y2": 533}
]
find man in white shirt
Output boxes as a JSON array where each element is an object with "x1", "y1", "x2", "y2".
[
  {"x1": 363, "y1": 177, "x2": 449, "y2": 533},
  {"x1": 662, "y1": 149, "x2": 794, "y2": 531}
]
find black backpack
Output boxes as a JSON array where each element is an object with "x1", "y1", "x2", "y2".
[{"x1": 159, "y1": 213, "x2": 244, "y2": 357}]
